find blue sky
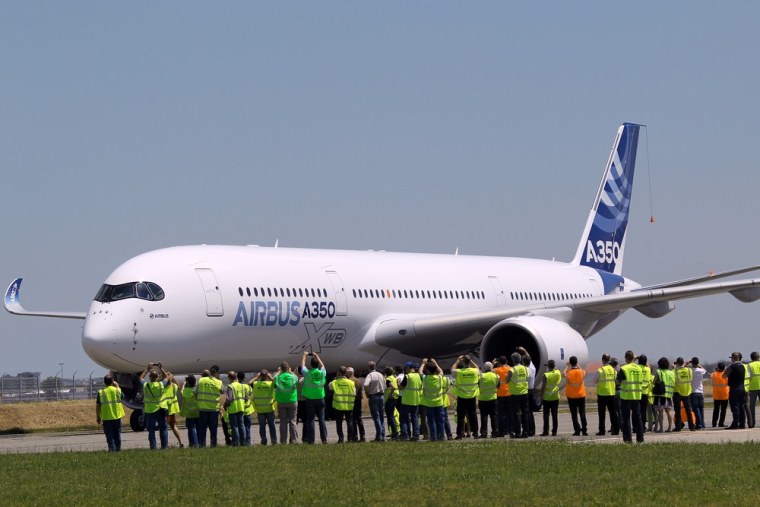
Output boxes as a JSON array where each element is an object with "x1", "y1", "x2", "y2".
[{"x1": 2, "y1": 2, "x2": 759, "y2": 378}]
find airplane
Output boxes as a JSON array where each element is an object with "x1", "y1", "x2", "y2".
[{"x1": 6, "y1": 122, "x2": 760, "y2": 432}]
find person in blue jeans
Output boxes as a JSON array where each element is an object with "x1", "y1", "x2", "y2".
[
  {"x1": 139, "y1": 363, "x2": 168, "y2": 450},
  {"x1": 363, "y1": 361, "x2": 386, "y2": 442}
]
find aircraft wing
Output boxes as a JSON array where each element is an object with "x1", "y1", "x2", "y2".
[
  {"x1": 4, "y1": 278, "x2": 87, "y2": 319},
  {"x1": 636, "y1": 265, "x2": 760, "y2": 291},
  {"x1": 373, "y1": 275, "x2": 760, "y2": 354}
]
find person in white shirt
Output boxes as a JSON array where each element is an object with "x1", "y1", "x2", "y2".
[
  {"x1": 363, "y1": 361, "x2": 386, "y2": 442},
  {"x1": 689, "y1": 357, "x2": 707, "y2": 430}
]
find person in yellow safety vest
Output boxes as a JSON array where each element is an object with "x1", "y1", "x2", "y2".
[
  {"x1": 252, "y1": 369, "x2": 277, "y2": 445},
  {"x1": 139, "y1": 363, "x2": 168, "y2": 450},
  {"x1": 711, "y1": 362, "x2": 729, "y2": 427},
  {"x1": 652, "y1": 356, "x2": 675, "y2": 433},
  {"x1": 747, "y1": 352, "x2": 760, "y2": 428},
  {"x1": 418, "y1": 358, "x2": 446, "y2": 441},
  {"x1": 223, "y1": 371, "x2": 246, "y2": 446},
  {"x1": 161, "y1": 372, "x2": 184, "y2": 448},
  {"x1": 637, "y1": 356, "x2": 654, "y2": 433},
  {"x1": 347, "y1": 367, "x2": 367, "y2": 442},
  {"x1": 300, "y1": 351, "x2": 328, "y2": 444},
  {"x1": 180, "y1": 374, "x2": 200, "y2": 448},
  {"x1": 540, "y1": 360, "x2": 561, "y2": 436},
  {"x1": 196, "y1": 366, "x2": 224, "y2": 447},
  {"x1": 96, "y1": 374, "x2": 125, "y2": 452},
  {"x1": 595, "y1": 353, "x2": 619, "y2": 436},
  {"x1": 237, "y1": 371, "x2": 253, "y2": 446},
  {"x1": 274, "y1": 361, "x2": 299, "y2": 444},
  {"x1": 672, "y1": 357, "x2": 695, "y2": 432},
  {"x1": 441, "y1": 374, "x2": 453, "y2": 441},
  {"x1": 563, "y1": 356, "x2": 588, "y2": 436},
  {"x1": 399, "y1": 362, "x2": 422, "y2": 441},
  {"x1": 452, "y1": 354, "x2": 481, "y2": 440},
  {"x1": 384, "y1": 366, "x2": 400, "y2": 440},
  {"x1": 478, "y1": 361, "x2": 500, "y2": 438},
  {"x1": 329, "y1": 366, "x2": 357, "y2": 443},
  {"x1": 741, "y1": 353, "x2": 752, "y2": 426},
  {"x1": 505, "y1": 352, "x2": 530, "y2": 438},
  {"x1": 617, "y1": 350, "x2": 644, "y2": 443}
]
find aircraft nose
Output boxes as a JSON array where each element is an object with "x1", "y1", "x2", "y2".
[{"x1": 82, "y1": 310, "x2": 136, "y2": 370}]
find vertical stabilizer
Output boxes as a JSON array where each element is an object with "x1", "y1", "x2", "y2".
[{"x1": 571, "y1": 123, "x2": 641, "y2": 275}]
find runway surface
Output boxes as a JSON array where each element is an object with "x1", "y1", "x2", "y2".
[{"x1": 1, "y1": 410, "x2": 758, "y2": 453}]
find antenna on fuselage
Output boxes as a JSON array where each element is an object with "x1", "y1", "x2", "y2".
[
  {"x1": 274, "y1": 239, "x2": 279, "y2": 248},
  {"x1": 454, "y1": 247, "x2": 459, "y2": 256}
]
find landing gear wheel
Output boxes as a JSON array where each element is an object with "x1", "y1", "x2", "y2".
[{"x1": 130, "y1": 410, "x2": 146, "y2": 432}]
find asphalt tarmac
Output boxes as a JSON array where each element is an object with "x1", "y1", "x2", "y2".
[{"x1": 1, "y1": 410, "x2": 758, "y2": 453}]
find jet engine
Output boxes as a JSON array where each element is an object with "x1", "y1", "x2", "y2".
[{"x1": 480, "y1": 315, "x2": 588, "y2": 384}]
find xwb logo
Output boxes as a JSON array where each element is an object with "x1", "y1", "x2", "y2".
[
  {"x1": 585, "y1": 240, "x2": 620, "y2": 265},
  {"x1": 288, "y1": 322, "x2": 348, "y2": 354}
]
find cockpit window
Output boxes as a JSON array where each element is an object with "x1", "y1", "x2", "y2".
[
  {"x1": 94, "y1": 282, "x2": 165, "y2": 303},
  {"x1": 111, "y1": 283, "x2": 136, "y2": 301},
  {"x1": 147, "y1": 283, "x2": 164, "y2": 301}
]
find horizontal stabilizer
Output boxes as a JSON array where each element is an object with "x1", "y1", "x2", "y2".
[{"x1": 4, "y1": 278, "x2": 86, "y2": 320}]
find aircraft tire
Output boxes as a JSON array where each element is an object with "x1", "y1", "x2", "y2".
[{"x1": 130, "y1": 410, "x2": 146, "y2": 432}]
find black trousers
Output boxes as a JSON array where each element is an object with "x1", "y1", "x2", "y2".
[
  {"x1": 542, "y1": 399, "x2": 558, "y2": 435},
  {"x1": 478, "y1": 399, "x2": 497, "y2": 437},
  {"x1": 597, "y1": 395, "x2": 619, "y2": 434},
  {"x1": 497, "y1": 396, "x2": 511, "y2": 436},
  {"x1": 567, "y1": 397, "x2": 587, "y2": 434},
  {"x1": 620, "y1": 398, "x2": 643, "y2": 443},
  {"x1": 673, "y1": 392, "x2": 695, "y2": 430},
  {"x1": 456, "y1": 397, "x2": 478, "y2": 437},
  {"x1": 509, "y1": 394, "x2": 529, "y2": 437},
  {"x1": 334, "y1": 409, "x2": 354, "y2": 442},
  {"x1": 712, "y1": 399, "x2": 728, "y2": 427}
]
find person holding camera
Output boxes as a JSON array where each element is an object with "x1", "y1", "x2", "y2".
[
  {"x1": 300, "y1": 351, "x2": 328, "y2": 444},
  {"x1": 329, "y1": 366, "x2": 356, "y2": 443},
  {"x1": 452, "y1": 354, "x2": 481, "y2": 439},
  {"x1": 196, "y1": 366, "x2": 224, "y2": 447},
  {"x1": 139, "y1": 362, "x2": 168, "y2": 450},
  {"x1": 274, "y1": 361, "x2": 299, "y2": 444},
  {"x1": 420, "y1": 358, "x2": 446, "y2": 441},
  {"x1": 617, "y1": 351, "x2": 644, "y2": 443},
  {"x1": 96, "y1": 374, "x2": 124, "y2": 452},
  {"x1": 563, "y1": 356, "x2": 588, "y2": 436},
  {"x1": 252, "y1": 369, "x2": 277, "y2": 445}
]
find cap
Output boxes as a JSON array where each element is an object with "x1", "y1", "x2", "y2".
[
  {"x1": 259, "y1": 369, "x2": 269, "y2": 376},
  {"x1": 210, "y1": 364, "x2": 220, "y2": 372},
  {"x1": 404, "y1": 361, "x2": 415, "y2": 368}
]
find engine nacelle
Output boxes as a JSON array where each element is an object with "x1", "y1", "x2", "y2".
[{"x1": 480, "y1": 315, "x2": 588, "y2": 386}]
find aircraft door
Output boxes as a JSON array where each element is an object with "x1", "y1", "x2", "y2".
[
  {"x1": 195, "y1": 268, "x2": 224, "y2": 317},
  {"x1": 326, "y1": 271, "x2": 348, "y2": 316},
  {"x1": 488, "y1": 276, "x2": 506, "y2": 307}
]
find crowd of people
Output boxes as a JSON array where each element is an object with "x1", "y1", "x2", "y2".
[{"x1": 95, "y1": 348, "x2": 760, "y2": 451}]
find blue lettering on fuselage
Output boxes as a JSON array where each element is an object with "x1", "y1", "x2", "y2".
[{"x1": 232, "y1": 300, "x2": 302, "y2": 327}]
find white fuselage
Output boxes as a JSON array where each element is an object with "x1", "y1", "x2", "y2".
[{"x1": 82, "y1": 245, "x2": 623, "y2": 374}]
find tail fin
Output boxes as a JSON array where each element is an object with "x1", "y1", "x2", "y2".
[{"x1": 571, "y1": 123, "x2": 642, "y2": 275}]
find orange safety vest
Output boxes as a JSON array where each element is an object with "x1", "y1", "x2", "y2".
[
  {"x1": 711, "y1": 371, "x2": 729, "y2": 401},
  {"x1": 565, "y1": 367, "x2": 586, "y2": 398},
  {"x1": 494, "y1": 365, "x2": 511, "y2": 397}
]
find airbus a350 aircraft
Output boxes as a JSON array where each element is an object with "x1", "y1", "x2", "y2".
[{"x1": 6, "y1": 123, "x2": 760, "y2": 431}]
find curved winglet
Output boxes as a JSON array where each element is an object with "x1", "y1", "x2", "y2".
[{"x1": 5, "y1": 278, "x2": 87, "y2": 319}]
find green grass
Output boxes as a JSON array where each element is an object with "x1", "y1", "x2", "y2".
[{"x1": 0, "y1": 440, "x2": 756, "y2": 505}]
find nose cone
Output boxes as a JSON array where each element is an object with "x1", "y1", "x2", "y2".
[{"x1": 82, "y1": 304, "x2": 136, "y2": 372}]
